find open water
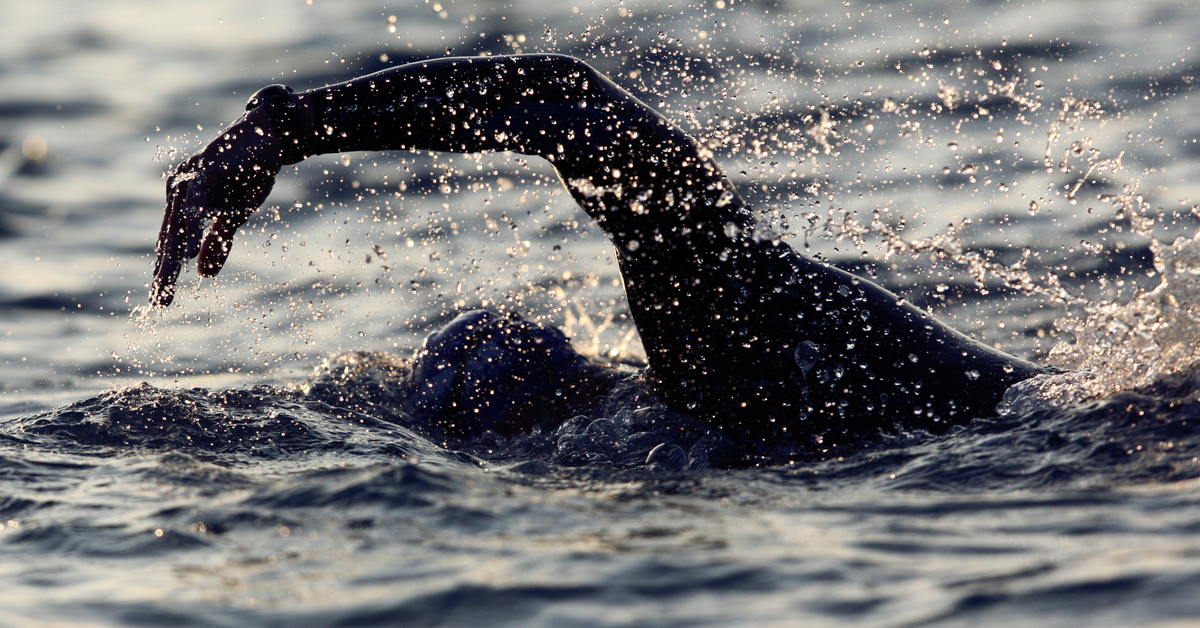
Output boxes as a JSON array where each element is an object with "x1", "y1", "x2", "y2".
[{"x1": 4, "y1": 0, "x2": 1200, "y2": 626}]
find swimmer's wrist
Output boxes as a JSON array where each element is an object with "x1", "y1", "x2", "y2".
[{"x1": 245, "y1": 85, "x2": 312, "y2": 165}]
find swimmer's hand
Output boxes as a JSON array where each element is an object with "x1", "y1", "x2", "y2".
[{"x1": 151, "y1": 108, "x2": 281, "y2": 307}]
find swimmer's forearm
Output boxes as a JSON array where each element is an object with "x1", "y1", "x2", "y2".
[
  {"x1": 292, "y1": 55, "x2": 626, "y2": 159},
  {"x1": 277, "y1": 55, "x2": 609, "y2": 158},
  {"x1": 272, "y1": 55, "x2": 737, "y2": 218}
]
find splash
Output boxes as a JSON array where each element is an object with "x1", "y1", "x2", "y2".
[
  {"x1": 559, "y1": 302, "x2": 643, "y2": 363},
  {"x1": 1004, "y1": 93, "x2": 1200, "y2": 408},
  {"x1": 776, "y1": 61, "x2": 1200, "y2": 412},
  {"x1": 130, "y1": 302, "x2": 163, "y2": 331},
  {"x1": 1043, "y1": 228, "x2": 1200, "y2": 395},
  {"x1": 998, "y1": 177, "x2": 1200, "y2": 412}
]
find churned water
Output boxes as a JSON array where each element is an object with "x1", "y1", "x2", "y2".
[{"x1": 4, "y1": 0, "x2": 1200, "y2": 626}]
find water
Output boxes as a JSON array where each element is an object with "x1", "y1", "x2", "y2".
[{"x1": 4, "y1": 0, "x2": 1200, "y2": 625}]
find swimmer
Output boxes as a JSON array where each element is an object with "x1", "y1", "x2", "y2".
[{"x1": 152, "y1": 54, "x2": 1048, "y2": 446}]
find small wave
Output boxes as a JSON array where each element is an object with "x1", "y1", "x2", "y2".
[
  {"x1": 2, "y1": 382, "x2": 448, "y2": 464},
  {"x1": 838, "y1": 362, "x2": 1200, "y2": 491}
]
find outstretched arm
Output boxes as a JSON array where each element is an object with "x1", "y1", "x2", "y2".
[{"x1": 152, "y1": 54, "x2": 743, "y2": 306}]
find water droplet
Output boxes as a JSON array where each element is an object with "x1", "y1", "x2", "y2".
[
  {"x1": 584, "y1": 418, "x2": 617, "y2": 438},
  {"x1": 646, "y1": 443, "x2": 688, "y2": 471},
  {"x1": 794, "y1": 341, "x2": 821, "y2": 373}
]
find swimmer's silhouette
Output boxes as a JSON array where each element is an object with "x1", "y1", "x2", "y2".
[{"x1": 152, "y1": 54, "x2": 1047, "y2": 446}]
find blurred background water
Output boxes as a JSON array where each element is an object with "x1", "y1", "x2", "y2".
[{"x1": 5, "y1": 0, "x2": 1200, "y2": 626}]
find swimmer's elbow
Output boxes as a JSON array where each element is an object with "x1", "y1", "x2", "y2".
[
  {"x1": 512, "y1": 53, "x2": 595, "y2": 73},
  {"x1": 509, "y1": 54, "x2": 615, "y2": 97}
]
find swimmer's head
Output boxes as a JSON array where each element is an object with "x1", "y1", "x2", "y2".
[{"x1": 404, "y1": 310, "x2": 611, "y2": 437}]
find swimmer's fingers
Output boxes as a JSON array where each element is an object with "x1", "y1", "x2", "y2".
[
  {"x1": 196, "y1": 163, "x2": 277, "y2": 276},
  {"x1": 197, "y1": 206, "x2": 253, "y2": 277},
  {"x1": 151, "y1": 158, "x2": 207, "y2": 307}
]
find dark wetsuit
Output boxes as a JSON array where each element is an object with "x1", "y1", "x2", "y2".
[{"x1": 176, "y1": 54, "x2": 1048, "y2": 446}]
